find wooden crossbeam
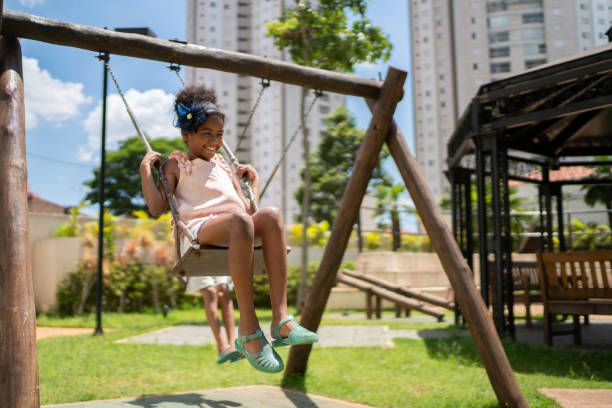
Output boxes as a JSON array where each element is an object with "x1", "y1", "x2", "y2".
[{"x1": 0, "y1": 9, "x2": 382, "y2": 98}]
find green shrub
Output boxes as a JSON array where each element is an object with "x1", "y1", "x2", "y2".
[{"x1": 55, "y1": 262, "x2": 198, "y2": 316}]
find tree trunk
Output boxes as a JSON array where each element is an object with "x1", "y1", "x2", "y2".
[
  {"x1": 77, "y1": 269, "x2": 97, "y2": 316},
  {"x1": 607, "y1": 201, "x2": 612, "y2": 230},
  {"x1": 391, "y1": 210, "x2": 401, "y2": 251},
  {"x1": 297, "y1": 87, "x2": 310, "y2": 312},
  {"x1": 297, "y1": 5, "x2": 312, "y2": 313}
]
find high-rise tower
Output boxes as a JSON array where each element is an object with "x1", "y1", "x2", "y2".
[{"x1": 410, "y1": 0, "x2": 612, "y2": 202}]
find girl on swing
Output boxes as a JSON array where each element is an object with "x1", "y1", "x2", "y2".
[{"x1": 140, "y1": 85, "x2": 318, "y2": 373}]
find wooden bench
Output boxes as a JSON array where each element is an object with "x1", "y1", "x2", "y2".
[
  {"x1": 536, "y1": 250, "x2": 612, "y2": 345},
  {"x1": 488, "y1": 260, "x2": 541, "y2": 327}
]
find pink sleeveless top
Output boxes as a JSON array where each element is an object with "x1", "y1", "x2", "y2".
[{"x1": 174, "y1": 155, "x2": 247, "y2": 223}]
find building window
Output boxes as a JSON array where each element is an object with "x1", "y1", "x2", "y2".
[
  {"x1": 473, "y1": 63, "x2": 479, "y2": 70},
  {"x1": 581, "y1": 17, "x2": 590, "y2": 25},
  {"x1": 580, "y1": 3, "x2": 588, "y2": 10},
  {"x1": 490, "y1": 46, "x2": 510, "y2": 58},
  {"x1": 487, "y1": 1, "x2": 507, "y2": 12},
  {"x1": 552, "y1": 8, "x2": 562, "y2": 16},
  {"x1": 582, "y1": 32, "x2": 590, "y2": 39},
  {"x1": 523, "y1": 28, "x2": 544, "y2": 40},
  {"x1": 525, "y1": 59, "x2": 546, "y2": 69},
  {"x1": 524, "y1": 43, "x2": 546, "y2": 55},
  {"x1": 522, "y1": 13, "x2": 543, "y2": 24},
  {"x1": 554, "y1": 40, "x2": 565, "y2": 47},
  {"x1": 488, "y1": 16, "x2": 509, "y2": 28},
  {"x1": 489, "y1": 31, "x2": 510, "y2": 43},
  {"x1": 471, "y1": 32, "x2": 479, "y2": 39},
  {"x1": 490, "y1": 62, "x2": 511, "y2": 73},
  {"x1": 472, "y1": 48, "x2": 482, "y2": 55},
  {"x1": 471, "y1": 17, "x2": 477, "y2": 24},
  {"x1": 597, "y1": 3, "x2": 605, "y2": 10}
]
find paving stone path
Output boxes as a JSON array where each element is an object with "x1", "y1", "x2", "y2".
[
  {"x1": 43, "y1": 385, "x2": 374, "y2": 408},
  {"x1": 115, "y1": 324, "x2": 469, "y2": 348}
]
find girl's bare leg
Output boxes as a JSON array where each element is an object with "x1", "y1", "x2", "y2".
[
  {"x1": 200, "y1": 286, "x2": 228, "y2": 355},
  {"x1": 197, "y1": 213, "x2": 262, "y2": 355},
  {"x1": 217, "y1": 283, "x2": 237, "y2": 347},
  {"x1": 252, "y1": 207, "x2": 295, "y2": 337}
]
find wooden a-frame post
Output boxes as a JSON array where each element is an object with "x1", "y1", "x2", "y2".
[
  {"x1": 0, "y1": 33, "x2": 41, "y2": 407},
  {"x1": 285, "y1": 66, "x2": 528, "y2": 407},
  {"x1": 284, "y1": 66, "x2": 406, "y2": 370}
]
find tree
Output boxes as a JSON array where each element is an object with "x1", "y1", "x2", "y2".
[
  {"x1": 267, "y1": 0, "x2": 392, "y2": 311},
  {"x1": 84, "y1": 136, "x2": 185, "y2": 215},
  {"x1": 294, "y1": 107, "x2": 388, "y2": 225},
  {"x1": 581, "y1": 157, "x2": 612, "y2": 229},
  {"x1": 372, "y1": 180, "x2": 408, "y2": 251}
]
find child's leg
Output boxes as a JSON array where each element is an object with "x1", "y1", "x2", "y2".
[
  {"x1": 200, "y1": 286, "x2": 228, "y2": 355},
  {"x1": 216, "y1": 283, "x2": 237, "y2": 346},
  {"x1": 252, "y1": 207, "x2": 295, "y2": 336},
  {"x1": 197, "y1": 213, "x2": 262, "y2": 355}
]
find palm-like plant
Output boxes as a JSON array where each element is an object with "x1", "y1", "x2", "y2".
[{"x1": 581, "y1": 157, "x2": 612, "y2": 229}]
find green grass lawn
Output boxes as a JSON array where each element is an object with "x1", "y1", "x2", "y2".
[{"x1": 37, "y1": 308, "x2": 612, "y2": 407}]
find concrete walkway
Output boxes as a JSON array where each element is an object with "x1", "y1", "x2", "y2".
[
  {"x1": 115, "y1": 324, "x2": 469, "y2": 348},
  {"x1": 43, "y1": 385, "x2": 374, "y2": 408}
]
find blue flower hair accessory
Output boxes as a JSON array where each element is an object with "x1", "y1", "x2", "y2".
[{"x1": 174, "y1": 102, "x2": 224, "y2": 133}]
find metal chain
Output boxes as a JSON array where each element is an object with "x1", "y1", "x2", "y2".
[
  {"x1": 168, "y1": 63, "x2": 186, "y2": 87},
  {"x1": 235, "y1": 78, "x2": 270, "y2": 152},
  {"x1": 259, "y1": 91, "x2": 321, "y2": 200}
]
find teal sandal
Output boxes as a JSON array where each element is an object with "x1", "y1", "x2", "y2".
[
  {"x1": 271, "y1": 315, "x2": 319, "y2": 347},
  {"x1": 234, "y1": 329, "x2": 283, "y2": 373},
  {"x1": 216, "y1": 345, "x2": 242, "y2": 364}
]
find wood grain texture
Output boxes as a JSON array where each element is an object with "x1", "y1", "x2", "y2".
[
  {"x1": 375, "y1": 106, "x2": 528, "y2": 407},
  {"x1": 0, "y1": 35, "x2": 40, "y2": 408},
  {"x1": 342, "y1": 269, "x2": 454, "y2": 310},
  {"x1": 338, "y1": 273, "x2": 445, "y2": 319},
  {"x1": 0, "y1": 9, "x2": 382, "y2": 98},
  {"x1": 283, "y1": 67, "x2": 406, "y2": 376}
]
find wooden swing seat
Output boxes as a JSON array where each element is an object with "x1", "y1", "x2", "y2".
[{"x1": 171, "y1": 245, "x2": 267, "y2": 278}]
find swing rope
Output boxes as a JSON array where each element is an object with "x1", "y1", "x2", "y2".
[
  {"x1": 259, "y1": 90, "x2": 322, "y2": 199},
  {"x1": 104, "y1": 60, "x2": 196, "y2": 263}
]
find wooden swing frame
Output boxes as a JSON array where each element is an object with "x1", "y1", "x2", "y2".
[{"x1": 0, "y1": 8, "x2": 527, "y2": 408}]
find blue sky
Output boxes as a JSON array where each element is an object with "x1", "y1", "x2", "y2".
[{"x1": 6, "y1": 0, "x2": 413, "y2": 216}]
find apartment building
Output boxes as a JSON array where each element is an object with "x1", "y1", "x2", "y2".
[
  {"x1": 410, "y1": 0, "x2": 612, "y2": 202},
  {"x1": 186, "y1": 0, "x2": 344, "y2": 222}
]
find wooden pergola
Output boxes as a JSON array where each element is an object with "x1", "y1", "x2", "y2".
[
  {"x1": 0, "y1": 8, "x2": 527, "y2": 408},
  {"x1": 447, "y1": 42, "x2": 612, "y2": 338}
]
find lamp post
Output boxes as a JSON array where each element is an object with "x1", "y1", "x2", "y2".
[
  {"x1": 94, "y1": 50, "x2": 108, "y2": 336},
  {"x1": 93, "y1": 27, "x2": 156, "y2": 336}
]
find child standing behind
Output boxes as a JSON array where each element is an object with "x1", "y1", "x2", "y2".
[{"x1": 140, "y1": 85, "x2": 318, "y2": 373}]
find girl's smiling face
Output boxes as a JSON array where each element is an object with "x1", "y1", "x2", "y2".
[{"x1": 183, "y1": 115, "x2": 224, "y2": 161}]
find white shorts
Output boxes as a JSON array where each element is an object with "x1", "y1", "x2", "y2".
[{"x1": 180, "y1": 214, "x2": 234, "y2": 294}]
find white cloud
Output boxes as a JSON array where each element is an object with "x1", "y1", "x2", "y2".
[
  {"x1": 23, "y1": 57, "x2": 91, "y2": 129},
  {"x1": 18, "y1": 0, "x2": 45, "y2": 7},
  {"x1": 79, "y1": 89, "x2": 176, "y2": 163}
]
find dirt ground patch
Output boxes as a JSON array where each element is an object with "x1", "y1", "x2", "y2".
[
  {"x1": 36, "y1": 327, "x2": 113, "y2": 340},
  {"x1": 539, "y1": 388, "x2": 612, "y2": 408}
]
